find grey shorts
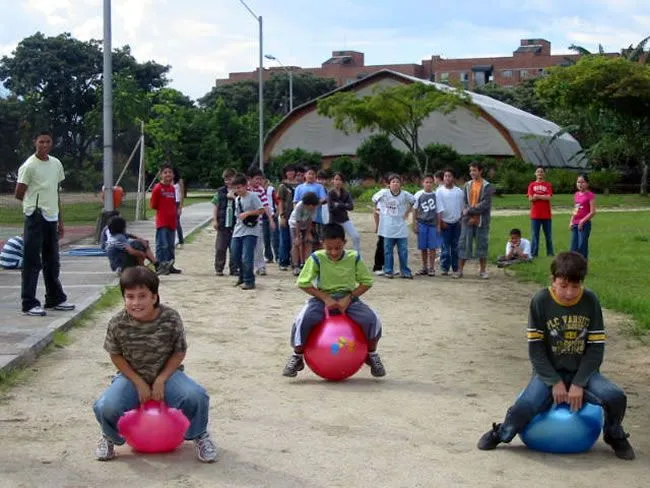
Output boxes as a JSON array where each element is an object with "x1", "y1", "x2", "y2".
[
  {"x1": 290, "y1": 297, "x2": 382, "y2": 347},
  {"x1": 458, "y1": 224, "x2": 490, "y2": 260}
]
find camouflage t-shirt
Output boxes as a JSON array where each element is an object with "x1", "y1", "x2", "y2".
[{"x1": 103, "y1": 305, "x2": 188, "y2": 385}]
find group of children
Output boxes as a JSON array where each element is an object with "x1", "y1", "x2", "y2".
[{"x1": 88, "y1": 161, "x2": 631, "y2": 463}]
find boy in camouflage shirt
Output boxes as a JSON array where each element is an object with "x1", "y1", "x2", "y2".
[{"x1": 93, "y1": 266, "x2": 218, "y2": 462}]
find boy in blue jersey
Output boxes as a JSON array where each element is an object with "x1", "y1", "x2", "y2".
[
  {"x1": 477, "y1": 252, "x2": 635, "y2": 460},
  {"x1": 282, "y1": 223, "x2": 386, "y2": 378}
]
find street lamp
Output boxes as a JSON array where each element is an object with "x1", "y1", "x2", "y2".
[
  {"x1": 265, "y1": 54, "x2": 293, "y2": 112},
  {"x1": 239, "y1": 0, "x2": 264, "y2": 170},
  {"x1": 102, "y1": 0, "x2": 113, "y2": 212}
]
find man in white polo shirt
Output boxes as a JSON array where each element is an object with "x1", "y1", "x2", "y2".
[{"x1": 14, "y1": 131, "x2": 75, "y2": 316}]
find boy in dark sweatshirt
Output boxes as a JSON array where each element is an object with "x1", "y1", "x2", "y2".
[{"x1": 477, "y1": 251, "x2": 635, "y2": 460}]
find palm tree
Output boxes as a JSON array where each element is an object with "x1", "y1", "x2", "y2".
[{"x1": 567, "y1": 35, "x2": 649, "y2": 63}]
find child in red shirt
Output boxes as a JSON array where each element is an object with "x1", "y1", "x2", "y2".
[
  {"x1": 150, "y1": 164, "x2": 181, "y2": 273},
  {"x1": 527, "y1": 166, "x2": 554, "y2": 258}
]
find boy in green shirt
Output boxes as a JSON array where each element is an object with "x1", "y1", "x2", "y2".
[
  {"x1": 282, "y1": 223, "x2": 386, "y2": 378},
  {"x1": 477, "y1": 252, "x2": 635, "y2": 460}
]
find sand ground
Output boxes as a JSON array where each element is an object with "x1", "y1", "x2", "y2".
[{"x1": 0, "y1": 215, "x2": 648, "y2": 488}]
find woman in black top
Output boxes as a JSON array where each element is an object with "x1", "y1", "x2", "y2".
[{"x1": 328, "y1": 172, "x2": 361, "y2": 254}]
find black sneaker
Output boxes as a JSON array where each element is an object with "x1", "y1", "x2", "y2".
[
  {"x1": 282, "y1": 354, "x2": 305, "y2": 377},
  {"x1": 156, "y1": 262, "x2": 170, "y2": 275},
  {"x1": 44, "y1": 302, "x2": 76, "y2": 311},
  {"x1": 604, "y1": 433, "x2": 636, "y2": 460},
  {"x1": 241, "y1": 283, "x2": 255, "y2": 290},
  {"x1": 477, "y1": 423, "x2": 503, "y2": 450},
  {"x1": 168, "y1": 265, "x2": 182, "y2": 274},
  {"x1": 365, "y1": 353, "x2": 386, "y2": 377}
]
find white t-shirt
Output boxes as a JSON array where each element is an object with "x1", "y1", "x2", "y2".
[
  {"x1": 505, "y1": 238, "x2": 531, "y2": 257},
  {"x1": 436, "y1": 186, "x2": 464, "y2": 224},
  {"x1": 371, "y1": 188, "x2": 415, "y2": 239},
  {"x1": 265, "y1": 186, "x2": 276, "y2": 215},
  {"x1": 17, "y1": 154, "x2": 65, "y2": 221},
  {"x1": 174, "y1": 183, "x2": 182, "y2": 204}
]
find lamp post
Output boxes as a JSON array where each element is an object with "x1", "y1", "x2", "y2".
[
  {"x1": 102, "y1": 0, "x2": 113, "y2": 212},
  {"x1": 265, "y1": 54, "x2": 293, "y2": 112},
  {"x1": 239, "y1": 0, "x2": 264, "y2": 170}
]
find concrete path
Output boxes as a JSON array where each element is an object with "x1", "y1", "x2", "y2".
[{"x1": 0, "y1": 202, "x2": 213, "y2": 373}]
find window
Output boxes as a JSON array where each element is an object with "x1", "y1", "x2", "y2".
[
  {"x1": 460, "y1": 72, "x2": 469, "y2": 81},
  {"x1": 440, "y1": 72, "x2": 449, "y2": 83},
  {"x1": 502, "y1": 70, "x2": 513, "y2": 78},
  {"x1": 520, "y1": 69, "x2": 529, "y2": 79}
]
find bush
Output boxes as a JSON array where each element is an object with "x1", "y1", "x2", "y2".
[
  {"x1": 588, "y1": 169, "x2": 622, "y2": 194},
  {"x1": 267, "y1": 148, "x2": 323, "y2": 179},
  {"x1": 546, "y1": 169, "x2": 579, "y2": 193},
  {"x1": 356, "y1": 134, "x2": 406, "y2": 179},
  {"x1": 330, "y1": 156, "x2": 360, "y2": 180}
]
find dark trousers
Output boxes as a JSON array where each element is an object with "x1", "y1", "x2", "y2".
[
  {"x1": 231, "y1": 235, "x2": 257, "y2": 286},
  {"x1": 498, "y1": 373, "x2": 628, "y2": 442},
  {"x1": 278, "y1": 223, "x2": 291, "y2": 267},
  {"x1": 373, "y1": 236, "x2": 384, "y2": 272},
  {"x1": 440, "y1": 221, "x2": 461, "y2": 272},
  {"x1": 262, "y1": 214, "x2": 279, "y2": 262},
  {"x1": 21, "y1": 212, "x2": 67, "y2": 311},
  {"x1": 214, "y1": 227, "x2": 234, "y2": 274},
  {"x1": 531, "y1": 218, "x2": 553, "y2": 257}
]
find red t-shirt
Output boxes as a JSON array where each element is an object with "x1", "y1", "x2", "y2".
[
  {"x1": 150, "y1": 183, "x2": 177, "y2": 230},
  {"x1": 527, "y1": 181, "x2": 553, "y2": 220}
]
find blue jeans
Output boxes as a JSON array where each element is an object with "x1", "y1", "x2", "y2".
[
  {"x1": 263, "y1": 214, "x2": 279, "y2": 262},
  {"x1": 231, "y1": 234, "x2": 257, "y2": 285},
  {"x1": 570, "y1": 221, "x2": 591, "y2": 259},
  {"x1": 440, "y1": 221, "x2": 461, "y2": 272},
  {"x1": 278, "y1": 224, "x2": 292, "y2": 267},
  {"x1": 93, "y1": 371, "x2": 210, "y2": 444},
  {"x1": 383, "y1": 237, "x2": 411, "y2": 276},
  {"x1": 531, "y1": 219, "x2": 553, "y2": 257},
  {"x1": 498, "y1": 373, "x2": 628, "y2": 442},
  {"x1": 155, "y1": 227, "x2": 176, "y2": 263}
]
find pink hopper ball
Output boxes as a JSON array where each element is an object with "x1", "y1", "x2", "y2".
[
  {"x1": 118, "y1": 400, "x2": 190, "y2": 453},
  {"x1": 304, "y1": 311, "x2": 369, "y2": 381}
]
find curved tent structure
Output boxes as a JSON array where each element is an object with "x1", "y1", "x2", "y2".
[{"x1": 263, "y1": 70, "x2": 586, "y2": 168}]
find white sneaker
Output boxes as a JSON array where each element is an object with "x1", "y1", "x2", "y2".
[
  {"x1": 96, "y1": 436, "x2": 115, "y2": 461},
  {"x1": 373, "y1": 270, "x2": 384, "y2": 276},
  {"x1": 194, "y1": 432, "x2": 219, "y2": 463},
  {"x1": 45, "y1": 302, "x2": 76, "y2": 311},
  {"x1": 24, "y1": 306, "x2": 47, "y2": 316},
  {"x1": 480, "y1": 271, "x2": 489, "y2": 280}
]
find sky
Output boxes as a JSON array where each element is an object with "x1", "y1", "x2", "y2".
[{"x1": 0, "y1": 0, "x2": 648, "y2": 100}]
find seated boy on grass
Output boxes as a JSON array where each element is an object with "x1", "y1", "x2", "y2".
[
  {"x1": 93, "y1": 266, "x2": 218, "y2": 462},
  {"x1": 282, "y1": 223, "x2": 386, "y2": 378},
  {"x1": 496, "y1": 228, "x2": 532, "y2": 268},
  {"x1": 477, "y1": 252, "x2": 635, "y2": 460},
  {"x1": 105, "y1": 216, "x2": 168, "y2": 275}
]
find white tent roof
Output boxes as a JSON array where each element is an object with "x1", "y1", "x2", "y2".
[{"x1": 264, "y1": 70, "x2": 586, "y2": 168}]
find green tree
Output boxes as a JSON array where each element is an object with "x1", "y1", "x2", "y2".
[
  {"x1": 267, "y1": 148, "x2": 323, "y2": 179},
  {"x1": 355, "y1": 134, "x2": 406, "y2": 179},
  {"x1": 198, "y1": 73, "x2": 337, "y2": 118},
  {"x1": 537, "y1": 55, "x2": 650, "y2": 194},
  {"x1": 318, "y1": 82, "x2": 475, "y2": 176},
  {"x1": 0, "y1": 96, "x2": 30, "y2": 183},
  {"x1": 0, "y1": 32, "x2": 169, "y2": 188},
  {"x1": 473, "y1": 79, "x2": 547, "y2": 117}
]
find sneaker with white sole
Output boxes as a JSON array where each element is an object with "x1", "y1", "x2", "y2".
[
  {"x1": 365, "y1": 353, "x2": 386, "y2": 377},
  {"x1": 373, "y1": 270, "x2": 384, "y2": 276},
  {"x1": 96, "y1": 435, "x2": 116, "y2": 461},
  {"x1": 282, "y1": 354, "x2": 305, "y2": 377},
  {"x1": 45, "y1": 302, "x2": 76, "y2": 311},
  {"x1": 24, "y1": 306, "x2": 47, "y2": 316},
  {"x1": 194, "y1": 432, "x2": 219, "y2": 463},
  {"x1": 479, "y1": 271, "x2": 489, "y2": 280}
]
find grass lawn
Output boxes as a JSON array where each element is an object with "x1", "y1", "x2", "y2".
[
  {"x1": 489, "y1": 211, "x2": 650, "y2": 332},
  {"x1": 491, "y1": 193, "x2": 650, "y2": 210},
  {"x1": 0, "y1": 196, "x2": 213, "y2": 226}
]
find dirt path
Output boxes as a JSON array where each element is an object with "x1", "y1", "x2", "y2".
[{"x1": 0, "y1": 216, "x2": 648, "y2": 488}]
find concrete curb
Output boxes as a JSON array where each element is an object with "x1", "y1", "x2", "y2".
[{"x1": 0, "y1": 216, "x2": 212, "y2": 375}]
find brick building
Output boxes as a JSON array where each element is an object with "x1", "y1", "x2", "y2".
[{"x1": 216, "y1": 39, "x2": 610, "y2": 88}]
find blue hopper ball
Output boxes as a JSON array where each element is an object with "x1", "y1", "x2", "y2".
[{"x1": 519, "y1": 402, "x2": 604, "y2": 454}]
